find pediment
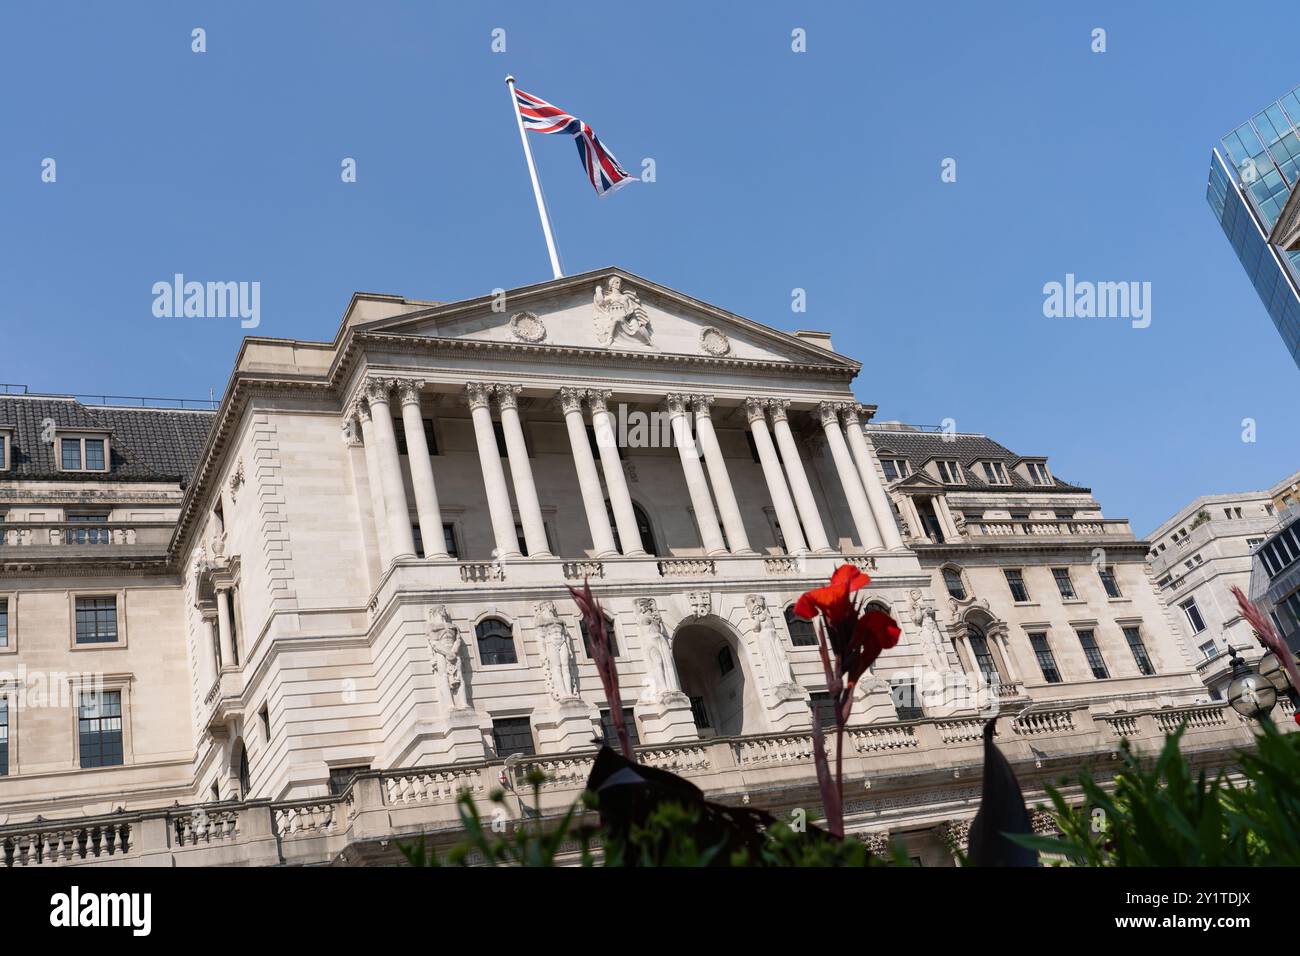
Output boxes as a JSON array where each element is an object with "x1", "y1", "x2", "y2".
[
  {"x1": 894, "y1": 472, "x2": 945, "y2": 490},
  {"x1": 347, "y1": 268, "x2": 857, "y2": 368}
]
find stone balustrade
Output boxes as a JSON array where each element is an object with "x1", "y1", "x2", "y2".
[
  {"x1": 0, "y1": 701, "x2": 1278, "y2": 867},
  {"x1": 961, "y1": 518, "x2": 1133, "y2": 540},
  {"x1": 0, "y1": 522, "x2": 175, "y2": 549}
]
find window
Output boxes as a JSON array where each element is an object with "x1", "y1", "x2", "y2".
[
  {"x1": 967, "y1": 624, "x2": 1000, "y2": 684},
  {"x1": 0, "y1": 598, "x2": 8, "y2": 648},
  {"x1": 1028, "y1": 633, "x2": 1061, "y2": 683},
  {"x1": 1026, "y1": 462, "x2": 1051, "y2": 485},
  {"x1": 78, "y1": 690, "x2": 124, "y2": 767},
  {"x1": 689, "y1": 696, "x2": 711, "y2": 729},
  {"x1": 475, "y1": 618, "x2": 517, "y2": 665},
  {"x1": 942, "y1": 567, "x2": 967, "y2": 600},
  {"x1": 1051, "y1": 568, "x2": 1076, "y2": 600},
  {"x1": 66, "y1": 513, "x2": 110, "y2": 545},
  {"x1": 442, "y1": 523, "x2": 460, "y2": 559},
  {"x1": 980, "y1": 461, "x2": 1010, "y2": 485},
  {"x1": 1098, "y1": 567, "x2": 1122, "y2": 599},
  {"x1": 412, "y1": 524, "x2": 424, "y2": 559},
  {"x1": 1199, "y1": 639, "x2": 1219, "y2": 660},
  {"x1": 0, "y1": 433, "x2": 7, "y2": 471},
  {"x1": 1123, "y1": 626, "x2": 1155, "y2": 676},
  {"x1": 515, "y1": 523, "x2": 528, "y2": 556},
  {"x1": 1004, "y1": 569, "x2": 1030, "y2": 603},
  {"x1": 579, "y1": 613, "x2": 619, "y2": 658},
  {"x1": 0, "y1": 699, "x2": 8, "y2": 775},
  {"x1": 880, "y1": 458, "x2": 910, "y2": 481},
  {"x1": 492, "y1": 717, "x2": 535, "y2": 758},
  {"x1": 1076, "y1": 629, "x2": 1109, "y2": 680},
  {"x1": 75, "y1": 596, "x2": 118, "y2": 644},
  {"x1": 327, "y1": 765, "x2": 369, "y2": 796},
  {"x1": 785, "y1": 607, "x2": 818, "y2": 647},
  {"x1": 607, "y1": 501, "x2": 657, "y2": 556},
  {"x1": 259, "y1": 704, "x2": 270, "y2": 740},
  {"x1": 890, "y1": 680, "x2": 923, "y2": 720},
  {"x1": 936, "y1": 460, "x2": 963, "y2": 484},
  {"x1": 238, "y1": 748, "x2": 251, "y2": 798},
  {"x1": 1247, "y1": 537, "x2": 1265, "y2": 549},
  {"x1": 600, "y1": 708, "x2": 640, "y2": 749},
  {"x1": 60, "y1": 436, "x2": 108, "y2": 472},
  {"x1": 1180, "y1": 598, "x2": 1206, "y2": 634},
  {"x1": 717, "y1": 645, "x2": 735, "y2": 676},
  {"x1": 809, "y1": 691, "x2": 836, "y2": 728},
  {"x1": 394, "y1": 418, "x2": 438, "y2": 456}
]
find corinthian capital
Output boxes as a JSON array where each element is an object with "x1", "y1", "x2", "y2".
[
  {"x1": 493, "y1": 383, "x2": 522, "y2": 411},
  {"x1": 558, "y1": 386, "x2": 586, "y2": 414},
  {"x1": 744, "y1": 397, "x2": 769, "y2": 424},
  {"x1": 689, "y1": 393, "x2": 715, "y2": 417},
  {"x1": 767, "y1": 399, "x2": 791, "y2": 424},
  {"x1": 349, "y1": 396, "x2": 373, "y2": 425},
  {"x1": 394, "y1": 378, "x2": 424, "y2": 408},
  {"x1": 817, "y1": 401, "x2": 843, "y2": 428},
  {"x1": 465, "y1": 382, "x2": 493, "y2": 410},
  {"x1": 586, "y1": 389, "x2": 612, "y2": 414},
  {"x1": 663, "y1": 392, "x2": 690, "y2": 417},
  {"x1": 364, "y1": 377, "x2": 394, "y2": 406}
]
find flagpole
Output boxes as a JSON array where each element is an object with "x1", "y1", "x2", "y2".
[{"x1": 505, "y1": 75, "x2": 563, "y2": 280}]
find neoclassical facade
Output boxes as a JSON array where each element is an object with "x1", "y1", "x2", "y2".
[{"x1": 0, "y1": 268, "x2": 1269, "y2": 866}]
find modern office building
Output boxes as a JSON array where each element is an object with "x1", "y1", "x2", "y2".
[
  {"x1": 1206, "y1": 84, "x2": 1300, "y2": 368},
  {"x1": 0, "y1": 269, "x2": 1266, "y2": 867},
  {"x1": 1249, "y1": 504, "x2": 1300, "y2": 656},
  {"x1": 1147, "y1": 469, "x2": 1300, "y2": 698}
]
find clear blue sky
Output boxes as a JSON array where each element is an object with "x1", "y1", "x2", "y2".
[{"x1": 1, "y1": 1, "x2": 1295, "y2": 535}]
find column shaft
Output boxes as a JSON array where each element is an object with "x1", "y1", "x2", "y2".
[
  {"x1": 356, "y1": 407, "x2": 392, "y2": 566},
  {"x1": 496, "y1": 385, "x2": 550, "y2": 557},
  {"x1": 818, "y1": 402, "x2": 884, "y2": 551},
  {"x1": 561, "y1": 388, "x2": 618, "y2": 557},
  {"x1": 397, "y1": 382, "x2": 447, "y2": 557},
  {"x1": 768, "y1": 403, "x2": 831, "y2": 552},
  {"x1": 746, "y1": 399, "x2": 806, "y2": 554},
  {"x1": 841, "y1": 407, "x2": 905, "y2": 550},
  {"x1": 590, "y1": 392, "x2": 645, "y2": 555},
  {"x1": 366, "y1": 381, "x2": 417, "y2": 559},
  {"x1": 216, "y1": 588, "x2": 236, "y2": 669},
  {"x1": 692, "y1": 396, "x2": 752, "y2": 554},
  {"x1": 467, "y1": 383, "x2": 521, "y2": 558},
  {"x1": 668, "y1": 394, "x2": 726, "y2": 554}
]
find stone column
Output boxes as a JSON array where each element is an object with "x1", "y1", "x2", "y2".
[
  {"x1": 745, "y1": 398, "x2": 806, "y2": 554},
  {"x1": 365, "y1": 379, "x2": 417, "y2": 559},
  {"x1": 396, "y1": 380, "x2": 447, "y2": 557},
  {"x1": 818, "y1": 402, "x2": 884, "y2": 552},
  {"x1": 588, "y1": 390, "x2": 645, "y2": 556},
  {"x1": 666, "y1": 393, "x2": 727, "y2": 555},
  {"x1": 768, "y1": 401, "x2": 832, "y2": 553},
  {"x1": 841, "y1": 404, "x2": 904, "y2": 550},
  {"x1": 934, "y1": 495, "x2": 962, "y2": 541},
  {"x1": 202, "y1": 609, "x2": 221, "y2": 679},
  {"x1": 215, "y1": 587, "x2": 235, "y2": 670},
  {"x1": 560, "y1": 387, "x2": 618, "y2": 558},
  {"x1": 901, "y1": 496, "x2": 924, "y2": 542},
  {"x1": 352, "y1": 399, "x2": 391, "y2": 566},
  {"x1": 494, "y1": 385, "x2": 550, "y2": 557},
  {"x1": 690, "y1": 395, "x2": 752, "y2": 555},
  {"x1": 466, "y1": 382, "x2": 521, "y2": 559}
]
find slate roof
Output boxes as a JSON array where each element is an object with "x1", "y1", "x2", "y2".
[
  {"x1": 865, "y1": 427, "x2": 1089, "y2": 493},
  {"x1": 0, "y1": 396, "x2": 215, "y2": 484}
]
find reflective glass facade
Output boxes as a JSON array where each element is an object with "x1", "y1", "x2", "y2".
[{"x1": 1205, "y1": 85, "x2": 1300, "y2": 368}]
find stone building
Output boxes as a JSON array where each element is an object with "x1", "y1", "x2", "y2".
[
  {"x1": 1146, "y1": 469, "x2": 1300, "y2": 698},
  {"x1": 0, "y1": 268, "x2": 1264, "y2": 866}
]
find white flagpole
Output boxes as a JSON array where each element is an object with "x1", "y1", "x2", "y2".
[{"x1": 505, "y1": 75, "x2": 563, "y2": 280}]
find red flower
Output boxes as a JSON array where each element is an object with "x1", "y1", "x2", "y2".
[
  {"x1": 794, "y1": 564, "x2": 871, "y2": 655},
  {"x1": 847, "y1": 610, "x2": 902, "y2": 681}
]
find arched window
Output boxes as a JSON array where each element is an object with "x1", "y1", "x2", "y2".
[
  {"x1": 967, "y1": 622, "x2": 1000, "y2": 684},
  {"x1": 580, "y1": 613, "x2": 619, "y2": 658},
  {"x1": 784, "y1": 606, "x2": 818, "y2": 647},
  {"x1": 475, "y1": 617, "x2": 518, "y2": 666},
  {"x1": 237, "y1": 745, "x2": 251, "y2": 799},
  {"x1": 941, "y1": 566, "x2": 967, "y2": 601},
  {"x1": 607, "y1": 501, "x2": 658, "y2": 555}
]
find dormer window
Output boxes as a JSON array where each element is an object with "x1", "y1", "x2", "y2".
[
  {"x1": 0, "y1": 429, "x2": 10, "y2": 471},
  {"x1": 936, "y1": 460, "x2": 964, "y2": 484},
  {"x1": 879, "y1": 458, "x2": 910, "y2": 482},
  {"x1": 1026, "y1": 462, "x2": 1051, "y2": 486},
  {"x1": 59, "y1": 434, "x2": 109, "y2": 473},
  {"x1": 980, "y1": 461, "x2": 1010, "y2": 485}
]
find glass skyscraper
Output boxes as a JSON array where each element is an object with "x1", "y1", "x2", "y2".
[{"x1": 1206, "y1": 85, "x2": 1300, "y2": 368}]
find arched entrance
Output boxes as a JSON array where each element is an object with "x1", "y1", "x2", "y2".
[{"x1": 671, "y1": 618, "x2": 764, "y2": 738}]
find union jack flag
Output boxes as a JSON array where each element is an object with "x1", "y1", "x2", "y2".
[{"x1": 514, "y1": 87, "x2": 634, "y2": 198}]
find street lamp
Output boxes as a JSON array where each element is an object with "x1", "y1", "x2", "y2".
[
  {"x1": 1227, "y1": 653, "x2": 1278, "y2": 720},
  {"x1": 1257, "y1": 649, "x2": 1300, "y2": 712}
]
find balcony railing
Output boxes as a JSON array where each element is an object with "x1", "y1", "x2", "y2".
[
  {"x1": 0, "y1": 522, "x2": 174, "y2": 549},
  {"x1": 0, "y1": 699, "x2": 1273, "y2": 868},
  {"x1": 961, "y1": 518, "x2": 1132, "y2": 540}
]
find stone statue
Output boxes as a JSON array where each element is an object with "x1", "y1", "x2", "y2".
[
  {"x1": 427, "y1": 606, "x2": 468, "y2": 709},
  {"x1": 191, "y1": 543, "x2": 209, "y2": 582},
  {"x1": 593, "y1": 276, "x2": 652, "y2": 347},
  {"x1": 911, "y1": 589, "x2": 951, "y2": 677},
  {"x1": 746, "y1": 594, "x2": 796, "y2": 688},
  {"x1": 536, "y1": 600, "x2": 579, "y2": 701},
  {"x1": 636, "y1": 598, "x2": 679, "y2": 701}
]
